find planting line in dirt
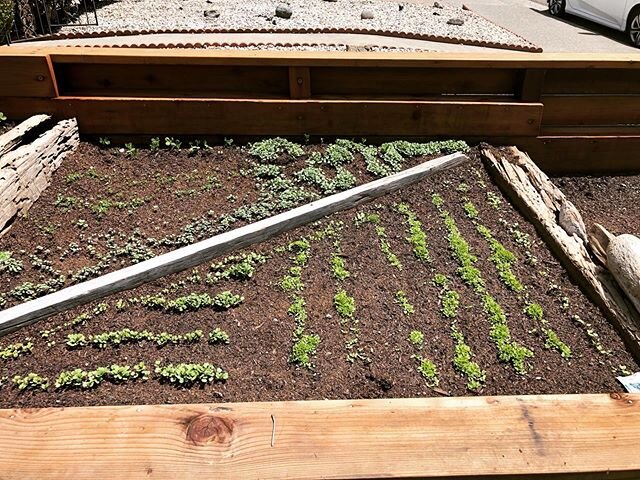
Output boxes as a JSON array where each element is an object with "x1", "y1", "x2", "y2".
[
  {"x1": 460, "y1": 197, "x2": 572, "y2": 360},
  {"x1": 329, "y1": 236, "x2": 368, "y2": 365},
  {"x1": 395, "y1": 201, "x2": 484, "y2": 391},
  {"x1": 482, "y1": 146, "x2": 640, "y2": 362},
  {"x1": 433, "y1": 273, "x2": 486, "y2": 391},
  {"x1": 432, "y1": 193, "x2": 534, "y2": 374},
  {"x1": 0, "y1": 152, "x2": 469, "y2": 336},
  {"x1": 17, "y1": 26, "x2": 542, "y2": 52}
]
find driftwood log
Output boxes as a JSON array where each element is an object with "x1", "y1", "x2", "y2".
[
  {"x1": 0, "y1": 114, "x2": 51, "y2": 157},
  {"x1": 0, "y1": 116, "x2": 79, "y2": 235},
  {"x1": 481, "y1": 145, "x2": 640, "y2": 360},
  {"x1": 0, "y1": 151, "x2": 468, "y2": 336}
]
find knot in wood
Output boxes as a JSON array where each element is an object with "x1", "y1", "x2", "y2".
[
  {"x1": 609, "y1": 393, "x2": 634, "y2": 405},
  {"x1": 186, "y1": 414, "x2": 234, "y2": 446}
]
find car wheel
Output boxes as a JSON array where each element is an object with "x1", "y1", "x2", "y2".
[
  {"x1": 629, "y1": 9, "x2": 640, "y2": 47},
  {"x1": 548, "y1": 0, "x2": 566, "y2": 16}
]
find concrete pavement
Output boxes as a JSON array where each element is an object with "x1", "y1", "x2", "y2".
[{"x1": 445, "y1": 0, "x2": 638, "y2": 52}]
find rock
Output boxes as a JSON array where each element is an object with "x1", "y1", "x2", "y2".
[
  {"x1": 323, "y1": 0, "x2": 338, "y2": 2},
  {"x1": 607, "y1": 234, "x2": 640, "y2": 314},
  {"x1": 203, "y1": 9, "x2": 220, "y2": 18},
  {"x1": 275, "y1": 4, "x2": 292, "y2": 19},
  {"x1": 558, "y1": 199, "x2": 587, "y2": 242},
  {"x1": 433, "y1": 1, "x2": 444, "y2": 8},
  {"x1": 347, "y1": 44, "x2": 375, "y2": 52},
  {"x1": 398, "y1": 3, "x2": 404, "y2": 11},
  {"x1": 361, "y1": 9, "x2": 374, "y2": 19},
  {"x1": 447, "y1": 17, "x2": 464, "y2": 26}
]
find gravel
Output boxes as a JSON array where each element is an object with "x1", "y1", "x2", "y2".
[{"x1": 61, "y1": 0, "x2": 537, "y2": 50}]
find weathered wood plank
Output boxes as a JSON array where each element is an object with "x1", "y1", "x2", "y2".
[
  {"x1": 481, "y1": 146, "x2": 640, "y2": 360},
  {"x1": 0, "y1": 97, "x2": 543, "y2": 137},
  {"x1": 0, "y1": 114, "x2": 51, "y2": 157},
  {"x1": 0, "y1": 152, "x2": 468, "y2": 335},
  {"x1": 0, "y1": 394, "x2": 638, "y2": 479},
  {"x1": 0, "y1": 118, "x2": 79, "y2": 236}
]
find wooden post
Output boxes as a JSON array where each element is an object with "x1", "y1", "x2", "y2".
[
  {"x1": 288, "y1": 66, "x2": 311, "y2": 99},
  {"x1": 519, "y1": 69, "x2": 547, "y2": 102}
]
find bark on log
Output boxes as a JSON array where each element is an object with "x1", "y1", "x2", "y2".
[
  {"x1": 481, "y1": 145, "x2": 640, "y2": 361},
  {"x1": 0, "y1": 118, "x2": 79, "y2": 236}
]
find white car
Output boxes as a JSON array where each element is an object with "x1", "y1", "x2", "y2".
[{"x1": 548, "y1": 0, "x2": 640, "y2": 47}]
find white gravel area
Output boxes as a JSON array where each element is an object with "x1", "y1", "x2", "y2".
[{"x1": 61, "y1": 0, "x2": 537, "y2": 49}]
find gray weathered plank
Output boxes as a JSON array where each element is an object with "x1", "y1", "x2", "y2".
[
  {"x1": 0, "y1": 152, "x2": 469, "y2": 335},
  {"x1": 0, "y1": 118, "x2": 79, "y2": 235},
  {"x1": 0, "y1": 114, "x2": 51, "y2": 158}
]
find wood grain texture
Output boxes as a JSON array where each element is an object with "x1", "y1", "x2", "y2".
[
  {"x1": 544, "y1": 69, "x2": 640, "y2": 94},
  {"x1": 519, "y1": 69, "x2": 546, "y2": 102},
  {"x1": 0, "y1": 394, "x2": 638, "y2": 479},
  {"x1": 0, "y1": 56, "x2": 58, "y2": 97},
  {"x1": 54, "y1": 63, "x2": 290, "y2": 98},
  {"x1": 0, "y1": 118, "x2": 79, "y2": 235},
  {"x1": 0, "y1": 97, "x2": 543, "y2": 136},
  {"x1": 1, "y1": 47, "x2": 639, "y2": 69},
  {"x1": 542, "y1": 95, "x2": 640, "y2": 127},
  {"x1": 288, "y1": 66, "x2": 311, "y2": 99},
  {"x1": 0, "y1": 152, "x2": 468, "y2": 335},
  {"x1": 0, "y1": 114, "x2": 50, "y2": 157},
  {"x1": 481, "y1": 146, "x2": 640, "y2": 360},
  {"x1": 311, "y1": 67, "x2": 518, "y2": 96}
]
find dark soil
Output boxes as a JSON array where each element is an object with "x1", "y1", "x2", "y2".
[
  {"x1": 0, "y1": 121, "x2": 16, "y2": 135},
  {"x1": 554, "y1": 174, "x2": 640, "y2": 238},
  {"x1": 0, "y1": 143, "x2": 637, "y2": 408}
]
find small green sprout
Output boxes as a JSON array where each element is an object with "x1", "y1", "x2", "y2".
[{"x1": 408, "y1": 330, "x2": 424, "y2": 347}]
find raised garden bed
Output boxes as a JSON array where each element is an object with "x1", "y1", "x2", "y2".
[{"x1": 1, "y1": 137, "x2": 637, "y2": 409}]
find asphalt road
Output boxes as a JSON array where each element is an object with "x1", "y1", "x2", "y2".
[{"x1": 445, "y1": 0, "x2": 639, "y2": 52}]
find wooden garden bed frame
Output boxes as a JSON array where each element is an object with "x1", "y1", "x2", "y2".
[
  {"x1": 1, "y1": 47, "x2": 640, "y2": 478},
  {"x1": 1, "y1": 47, "x2": 640, "y2": 173}
]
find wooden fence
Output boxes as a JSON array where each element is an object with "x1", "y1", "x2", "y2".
[{"x1": 1, "y1": 48, "x2": 640, "y2": 172}]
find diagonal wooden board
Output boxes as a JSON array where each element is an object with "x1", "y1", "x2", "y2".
[
  {"x1": 0, "y1": 394, "x2": 638, "y2": 479},
  {"x1": 0, "y1": 152, "x2": 468, "y2": 336}
]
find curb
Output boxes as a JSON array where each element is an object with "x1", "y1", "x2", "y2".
[{"x1": 16, "y1": 26, "x2": 543, "y2": 53}]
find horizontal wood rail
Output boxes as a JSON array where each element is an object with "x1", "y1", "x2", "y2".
[
  {"x1": 2, "y1": 47, "x2": 640, "y2": 172},
  {"x1": 0, "y1": 394, "x2": 638, "y2": 479}
]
